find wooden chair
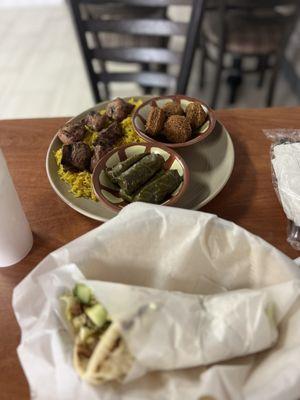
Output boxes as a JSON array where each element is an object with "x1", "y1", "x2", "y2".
[
  {"x1": 200, "y1": 0, "x2": 300, "y2": 108},
  {"x1": 68, "y1": 0, "x2": 205, "y2": 103}
]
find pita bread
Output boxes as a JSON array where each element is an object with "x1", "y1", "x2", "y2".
[{"x1": 73, "y1": 322, "x2": 133, "y2": 384}]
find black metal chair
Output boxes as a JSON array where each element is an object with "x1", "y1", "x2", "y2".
[
  {"x1": 200, "y1": 0, "x2": 300, "y2": 108},
  {"x1": 68, "y1": 0, "x2": 205, "y2": 103}
]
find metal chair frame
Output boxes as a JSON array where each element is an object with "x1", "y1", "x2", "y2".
[
  {"x1": 68, "y1": 0, "x2": 205, "y2": 103},
  {"x1": 200, "y1": 0, "x2": 300, "y2": 107}
]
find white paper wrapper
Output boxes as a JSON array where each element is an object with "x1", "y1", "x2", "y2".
[
  {"x1": 39, "y1": 263, "x2": 288, "y2": 379},
  {"x1": 272, "y1": 142, "x2": 300, "y2": 226},
  {"x1": 13, "y1": 203, "x2": 300, "y2": 400}
]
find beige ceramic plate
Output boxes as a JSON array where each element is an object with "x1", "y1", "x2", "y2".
[{"x1": 46, "y1": 96, "x2": 235, "y2": 222}]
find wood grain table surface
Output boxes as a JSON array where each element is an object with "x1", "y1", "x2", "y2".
[{"x1": 0, "y1": 107, "x2": 299, "y2": 399}]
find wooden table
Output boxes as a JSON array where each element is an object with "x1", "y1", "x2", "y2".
[{"x1": 0, "y1": 107, "x2": 299, "y2": 398}]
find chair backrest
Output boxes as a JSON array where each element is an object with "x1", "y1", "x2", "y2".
[
  {"x1": 68, "y1": 0, "x2": 205, "y2": 102},
  {"x1": 215, "y1": 0, "x2": 299, "y2": 53}
]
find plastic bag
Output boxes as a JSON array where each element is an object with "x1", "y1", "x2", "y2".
[{"x1": 264, "y1": 129, "x2": 300, "y2": 250}]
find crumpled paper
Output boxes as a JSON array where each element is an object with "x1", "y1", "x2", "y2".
[
  {"x1": 272, "y1": 142, "x2": 300, "y2": 226},
  {"x1": 13, "y1": 203, "x2": 300, "y2": 400}
]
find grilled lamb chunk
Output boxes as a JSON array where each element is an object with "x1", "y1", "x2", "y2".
[
  {"x1": 57, "y1": 122, "x2": 86, "y2": 145},
  {"x1": 94, "y1": 121, "x2": 123, "y2": 148},
  {"x1": 90, "y1": 145, "x2": 110, "y2": 172},
  {"x1": 84, "y1": 111, "x2": 108, "y2": 131},
  {"x1": 61, "y1": 142, "x2": 92, "y2": 171},
  {"x1": 106, "y1": 98, "x2": 134, "y2": 122}
]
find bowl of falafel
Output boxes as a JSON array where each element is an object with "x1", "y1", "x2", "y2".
[{"x1": 132, "y1": 95, "x2": 216, "y2": 148}]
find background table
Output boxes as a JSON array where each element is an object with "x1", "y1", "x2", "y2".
[{"x1": 0, "y1": 107, "x2": 299, "y2": 399}]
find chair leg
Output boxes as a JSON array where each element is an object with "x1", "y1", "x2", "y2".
[
  {"x1": 267, "y1": 60, "x2": 280, "y2": 107},
  {"x1": 103, "y1": 83, "x2": 110, "y2": 100},
  {"x1": 199, "y1": 44, "x2": 207, "y2": 89},
  {"x1": 257, "y1": 55, "x2": 268, "y2": 89},
  {"x1": 211, "y1": 47, "x2": 224, "y2": 109},
  {"x1": 141, "y1": 63, "x2": 152, "y2": 94},
  {"x1": 227, "y1": 57, "x2": 242, "y2": 104},
  {"x1": 158, "y1": 64, "x2": 168, "y2": 95}
]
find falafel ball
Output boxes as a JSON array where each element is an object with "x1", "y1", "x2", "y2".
[
  {"x1": 164, "y1": 115, "x2": 192, "y2": 143},
  {"x1": 185, "y1": 102, "x2": 206, "y2": 129},
  {"x1": 106, "y1": 98, "x2": 134, "y2": 122},
  {"x1": 145, "y1": 106, "x2": 166, "y2": 136},
  {"x1": 162, "y1": 101, "x2": 184, "y2": 118}
]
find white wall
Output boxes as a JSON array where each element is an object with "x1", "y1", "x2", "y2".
[{"x1": 0, "y1": 0, "x2": 63, "y2": 7}]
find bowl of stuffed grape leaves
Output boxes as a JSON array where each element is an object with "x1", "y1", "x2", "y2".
[
  {"x1": 92, "y1": 142, "x2": 189, "y2": 211},
  {"x1": 132, "y1": 95, "x2": 216, "y2": 148}
]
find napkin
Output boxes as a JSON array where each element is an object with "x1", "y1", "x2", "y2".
[
  {"x1": 13, "y1": 203, "x2": 300, "y2": 400},
  {"x1": 272, "y1": 142, "x2": 300, "y2": 226}
]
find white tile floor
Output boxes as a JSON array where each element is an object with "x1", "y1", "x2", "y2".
[{"x1": 0, "y1": 4, "x2": 298, "y2": 119}]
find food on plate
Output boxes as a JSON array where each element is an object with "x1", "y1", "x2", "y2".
[
  {"x1": 61, "y1": 283, "x2": 133, "y2": 384},
  {"x1": 185, "y1": 102, "x2": 206, "y2": 129},
  {"x1": 85, "y1": 111, "x2": 108, "y2": 131},
  {"x1": 93, "y1": 121, "x2": 123, "y2": 148},
  {"x1": 61, "y1": 142, "x2": 92, "y2": 172},
  {"x1": 54, "y1": 98, "x2": 143, "y2": 200},
  {"x1": 145, "y1": 106, "x2": 166, "y2": 136},
  {"x1": 57, "y1": 122, "x2": 86, "y2": 145},
  {"x1": 90, "y1": 145, "x2": 107, "y2": 173},
  {"x1": 59, "y1": 276, "x2": 280, "y2": 386},
  {"x1": 105, "y1": 153, "x2": 182, "y2": 204},
  {"x1": 116, "y1": 153, "x2": 165, "y2": 195},
  {"x1": 107, "y1": 153, "x2": 147, "y2": 184},
  {"x1": 162, "y1": 101, "x2": 184, "y2": 118},
  {"x1": 134, "y1": 170, "x2": 182, "y2": 203},
  {"x1": 140, "y1": 99, "x2": 208, "y2": 144},
  {"x1": 164, "y1": 115, "x2": 192, "y2": 143},
  {"x1": 106, "y1": 97, "x2": 134, "y2": 122}
]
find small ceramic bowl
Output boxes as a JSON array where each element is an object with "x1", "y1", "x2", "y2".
[
  {"x1": 132, "y1": 95, "x2": 216, "y2": 148},
  {"x1": 92, "y1": 142, "x2": 189, "y2": 212}
]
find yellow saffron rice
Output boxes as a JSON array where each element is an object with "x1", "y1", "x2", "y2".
[{"x1": 54, "y1": 98, "x2": 143, "y2": 201}]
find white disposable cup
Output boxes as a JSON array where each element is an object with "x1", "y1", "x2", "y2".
[{"x1": 0, "y1": 149, "x2": 33, "y2": 267}]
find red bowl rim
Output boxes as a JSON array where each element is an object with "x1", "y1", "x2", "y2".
[
  {"x1": 132, "y1": 94, "x2": 216, "y2": 148},
  {"x1": 92, "y1": 142, "x2": 190, "y2": 212}
]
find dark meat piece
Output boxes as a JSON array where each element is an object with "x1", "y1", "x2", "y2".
[
  {"x1": 90, "y1": 145, "x2": 109, "y2": 172},
  {"x1": 162, "y1": 101, "x2": 184, "y2": 118},
  {"x1": 57, "y1": 122, "x2": 86, "y2": 145},
  {"x1": 84, "y1": 111, "x2": 108, "y2": 131},
  {"x1": 94, "y1": 121, "x2": 123, "y2": 148},
  {"x1": 77, "y1": 344, "x2": 93, "y2": 358},
  {"x1": 164, "y1": 115, "x2": 192, "y2": 143},
  {"x1": 61, "y1": 142, "x2": 92, "y2": 171},
  {"x1": 70, "y1": 302, "x2": 82, "y2": 317},
  {"x1": 145, "y1": 106, "x2": 165, "y2": 137},
  {"x1": 106, "y1": 98, "x2": 134, "y2": 122}
]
